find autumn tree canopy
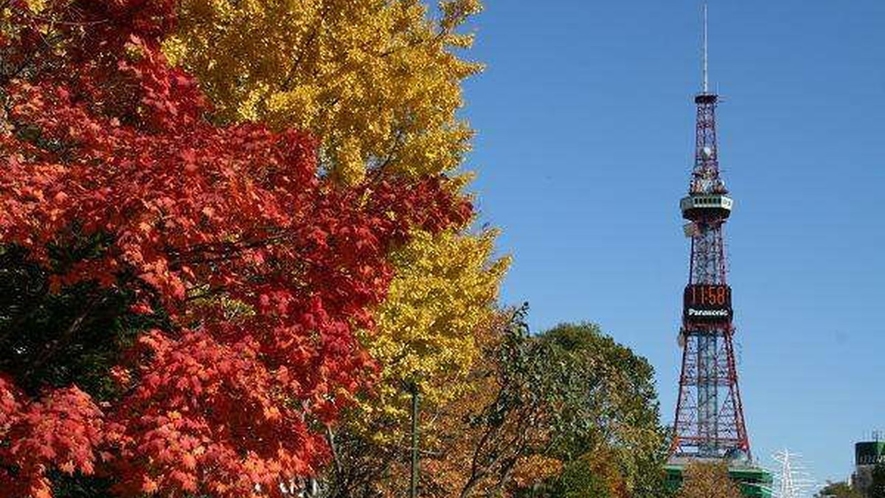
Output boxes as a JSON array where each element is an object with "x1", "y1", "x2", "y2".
[
  {"x1": 677, "y1": 461, "x2": 743, "y2": 498},
  {"x1": 0, "y1": 1, "x2": 469, "y2": 496},
  {"x1": 166, "y1": 1, "x2": 509, "y2": 487}
]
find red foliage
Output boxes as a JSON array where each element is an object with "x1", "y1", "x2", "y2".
[
  {"x1": 0, "y1": 376, "x2": 105, "y2": 497},
  {"x1": 0, "y1": 1, "x2": 471, "y2": 495}
]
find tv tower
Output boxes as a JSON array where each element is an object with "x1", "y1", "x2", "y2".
[{"x1": 670, "y1": 3, "x2": 751, "y2": 461}]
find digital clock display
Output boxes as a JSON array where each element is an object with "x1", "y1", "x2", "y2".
[{"x1": 683, "y1": 284, "x2": 733, "y2": 324}]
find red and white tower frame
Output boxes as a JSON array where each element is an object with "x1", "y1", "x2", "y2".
[{"x1": 670, "y1": 4, "x2": 751, "y2": 461}]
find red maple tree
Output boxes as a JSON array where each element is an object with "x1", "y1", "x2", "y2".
[{"x1": 0, "y1": 1, "x2": 470, "y2": 496}]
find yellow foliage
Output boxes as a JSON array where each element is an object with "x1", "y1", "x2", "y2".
[
  {"x1": 167, "y1": 0, "x2": 483, "y2": 184},
  {"x1": 24, "y1": 0, "x2": 47, "y2": 11},
  {"x1": 369, "y1": 229, "x2": 508, "y2": 412},
  {"x1": 511, "y1": 455, "x2": 565, "y2": 489}
]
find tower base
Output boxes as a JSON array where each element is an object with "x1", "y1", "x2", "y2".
[{"x1": 664, "y1": 459, "x2": 773, "y2": 498}]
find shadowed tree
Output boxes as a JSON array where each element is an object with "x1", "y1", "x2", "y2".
[{"x1": 870, "y1": 464, "x2": 885, "y2": 498}]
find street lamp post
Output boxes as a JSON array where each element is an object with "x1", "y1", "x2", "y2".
[{"x1": 409, "y1": 380, "x2": 419, "y2": 498}]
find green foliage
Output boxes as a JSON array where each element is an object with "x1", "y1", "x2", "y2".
[
  {"x1": 535, "y1": 323, "x2": 670, "y2": 497},
  {"x1": 454, "y1": 316, "x2": 669, "y2": 497},
  {"x1": 871, "y1": 464, "x2": 885, "y2": 498},
  {"x1": 545, "y1": 457, "x2": 611, "y2": 498},
  {"x1": 815, "y1": 481, "x2": 863, "y2": 498},
  {"x1": 44, "y1": 472, "x2": 115, "y2": 498},
  {"x1": 0, "y1": 246, "x2": 161, "y2": 398}
]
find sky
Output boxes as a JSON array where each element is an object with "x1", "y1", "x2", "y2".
[{"x1": 459, "y1": 0, "x2": 885, "y2": 486}]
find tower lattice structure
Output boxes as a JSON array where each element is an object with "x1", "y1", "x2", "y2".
[{"x1": 670, "y1": 10, "x2": 751, "y2": 459}]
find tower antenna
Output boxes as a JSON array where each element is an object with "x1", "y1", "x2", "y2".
[{"x1": 703, "y1": 2, "x2": 709, "y2": 93}]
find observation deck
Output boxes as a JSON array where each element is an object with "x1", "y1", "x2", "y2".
[{"x1": 680, "y1": 194, "x2": 733, "y2": 221}]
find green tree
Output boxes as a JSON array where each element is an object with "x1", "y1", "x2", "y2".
[
  {"x1": 543, "y1": 456, "x2": 611, "y2": 498},
  {"x1": 535, "y1": 323, "x2": 670, "y2": 498},
  {"x1": 447, "y1": 318, "x2": 668, "y2": 498},
  {"x1": 815, "y1": 481, "x2": 863, "y2": 498},
  {"x1": 677, "y1": 461, "x2": 742, "y2": 498}
]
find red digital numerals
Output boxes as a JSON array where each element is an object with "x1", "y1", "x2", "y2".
[{"x1": 683, "y1": 284, "x2": 732, "y2": 323}]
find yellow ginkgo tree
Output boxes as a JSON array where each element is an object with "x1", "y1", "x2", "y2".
[
  {"x1": 371, "y1": 228, "x2": 509, "y2": 415},
  {"x1": 165, "y1": 0, "x2": 483, "y2": 184}
]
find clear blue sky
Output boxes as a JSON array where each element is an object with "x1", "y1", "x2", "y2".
[{"x1": 460, "y1": 0, "x2": 885, "y2": 485}]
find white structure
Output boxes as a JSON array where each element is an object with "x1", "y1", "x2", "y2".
[{"x1": 770, "y1": 450, "x2": 817, "y2": 498}]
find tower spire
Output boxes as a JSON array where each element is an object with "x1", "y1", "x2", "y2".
[{"x1": 703, "y1": 2, "x2": 709, "y2": 94}]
